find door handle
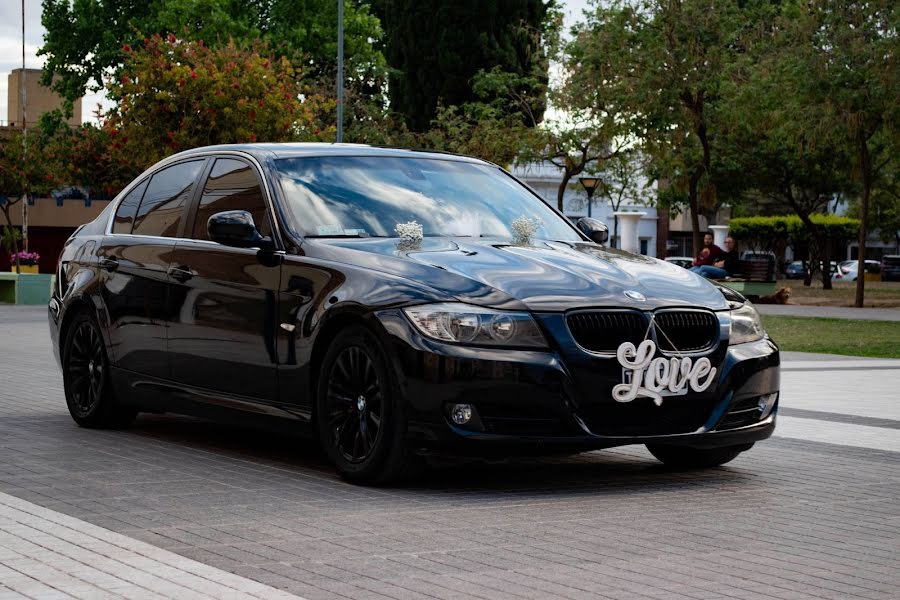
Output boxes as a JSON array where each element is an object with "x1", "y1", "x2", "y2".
[
  {"x1": 167, "y1": 265, "x2": 194, "y2": 283},
  {"x1": 99, "y1": 257, "x2": 118, "y2": 272}
]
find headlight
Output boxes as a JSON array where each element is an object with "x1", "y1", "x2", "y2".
[
  {"x1": 729, "y1": 302, "x2": 765, "y2": 345},
  {"x1": 403, "y1": 303, "x2": 548, "y2": 348}
]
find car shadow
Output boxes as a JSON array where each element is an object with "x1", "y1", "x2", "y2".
[{"x1": 126, "y1": 413, "x2": 753, "y2": 496}]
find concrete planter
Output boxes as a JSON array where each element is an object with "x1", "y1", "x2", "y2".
[
  {"x1": 0, "y1": 272, "x2": 53, "y2": 305},
  {"x1": 9, "y1": 265, "x2": 39, "y2": 274}
]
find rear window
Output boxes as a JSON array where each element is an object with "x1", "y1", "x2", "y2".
[
  {"x1": 132, "y1": 160, "x2": 204, "y2": 237},
  {"x1": 883, "y1": 256, "x2": 900, "y2": 266},
  {"x1": 112, "y1": 179, "x2": 149, "y2": 234}
]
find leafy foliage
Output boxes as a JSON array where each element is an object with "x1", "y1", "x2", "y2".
[
  {"x1": 104, "y1": 35, "x2": 334, "y2": 169},
  {"x1": 39, "y1": 0, "x2": 385, "y2": 104},
  {"x1": 371, "y1": 0, "x2": 556, "y2": 131}
]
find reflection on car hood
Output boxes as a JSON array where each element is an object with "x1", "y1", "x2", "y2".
[{"x1": 309, "y1": 237, "x2": 728, "y2": 311}]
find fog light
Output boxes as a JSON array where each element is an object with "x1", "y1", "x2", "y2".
[
  {"x1": 450, "y1": 403, "x2": 473, "y2": 425},
  {"x1": 757, "y1": 393, "x2": 778, "y2": 419}
]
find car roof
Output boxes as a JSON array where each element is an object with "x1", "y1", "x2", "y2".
[{"x1": 163, "y1": 143, "x2": 491, "y2": 166}]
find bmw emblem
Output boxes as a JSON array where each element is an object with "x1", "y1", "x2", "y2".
[{"x1": 624, "y1": 290, "x2": 646, "y2": 301}]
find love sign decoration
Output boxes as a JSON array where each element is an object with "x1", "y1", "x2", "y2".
[{"x1": 612, "y1": 339, "x2": 716, "y2": 406}]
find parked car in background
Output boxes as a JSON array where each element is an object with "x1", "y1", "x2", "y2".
[
  {"x1": 664, "y1": 256, "x2": 693, "y2": 269},
  {"x1": 785, "y1": 261, "x2": 807, "y2": 279},
  {"x1": 833, "y1": 260, "x2": 881, "y2": 281},
  {"x1": 881, "y1": 255, "x2": 900, "y2": 282}
]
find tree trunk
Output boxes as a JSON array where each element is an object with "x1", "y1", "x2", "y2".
[
  {"x1": 0, "y1": 206, "x2": 21, "y2": 275},
  {"x1": 689, "y1": 177, "x2": 701, "y2": 259},
  {"x1": 557, "y1": 171, "x2": 572, "y2": 213},
  {"x1": 612, "y1": 216, "x2": 619, "y2": 249},
  {"x1": 855, "y1": 137, "x2": 871, "y2": 308},
  {"x1": 820, "y1": 244, "x2": 832, "y2": 290}
]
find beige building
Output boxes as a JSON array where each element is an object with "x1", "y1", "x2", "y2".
[{"x1": 6, "y1": 68, "x2": 82, "y2": 127}]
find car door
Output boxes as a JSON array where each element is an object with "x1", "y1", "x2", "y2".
[
  {"x1": 99, "y1": 159, "x2": 206, "y2": 379},
  {"x1": 166, "y1": 156, "x2": 281, "y2": 402}
]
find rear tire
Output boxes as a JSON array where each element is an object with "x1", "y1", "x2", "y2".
[
  {"x1": 315, "y1": 326, "x2": 420, "y2": 484},
  {"x1": 62, "y1": 312, "x2": 137, "y2": 428},
  {"x1": 646, "y1": 443, "x2": 752, "y2": 469}
]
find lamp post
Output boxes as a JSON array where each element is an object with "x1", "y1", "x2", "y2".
[
  {"x1": 336, "y1": 0, "x2": 344, "y2": 143},
  {"x1": 578, "y1": 176, "x2": 601, "y2": 218}
]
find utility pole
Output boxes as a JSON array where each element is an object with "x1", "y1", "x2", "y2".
[
  {"x1": 21, "y1": 0, "x2": 28, "y2": 252},
  {"x1": 336, "y1": 0, "x2": 344, "y2": 143}
]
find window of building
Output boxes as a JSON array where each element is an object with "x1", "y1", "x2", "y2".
[
  {"x1": 132, "y1": 160, "x2": 204, "y2": 238},
  {"x1": 192, "y1": 158, "x2": 271, "y2": 241},
  {"x1": 111, "y1": 179, "x2": 148, "y2": 234}
]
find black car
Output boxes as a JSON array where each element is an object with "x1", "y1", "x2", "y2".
[
  {"x1": 882, "y1": 255, "x2": 900, "y2": 282},
  {"x1": 49, "y1": 144, "x2": 779, "y2": 483}
]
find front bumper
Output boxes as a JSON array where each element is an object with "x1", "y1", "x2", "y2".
[{"x1": 376, "y1": 309, "x2": 780, "y2": 455}]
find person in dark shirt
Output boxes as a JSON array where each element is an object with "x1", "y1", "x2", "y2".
[
  {"x1": 692, "y1": 235, "x2": 738, "y2": 279},
  {"x1": 691, "y1": 232, "x2": 724, "y2": 268}
]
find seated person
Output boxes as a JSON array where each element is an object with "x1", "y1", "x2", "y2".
[
  {"x1": 692, "y1": 236, "x2": 739, "y2": 279},
  {"x1": 689, "y1": 232, "x2": 723, "y2": 269}
]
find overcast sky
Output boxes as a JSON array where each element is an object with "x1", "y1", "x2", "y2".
[{"x1": 0, "y1": 0, "x2": 593, "y2": 124}]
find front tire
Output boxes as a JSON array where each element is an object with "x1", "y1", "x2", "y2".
[
  {"x1": 646, "y1": 443, "x2": 752, "y2": 469},
  {"x1": 316, "y1": 326, "x2": 418, "y2": 484},
  {"x1": 62, "y1": 312, "x2": 136, "y2": 428}
]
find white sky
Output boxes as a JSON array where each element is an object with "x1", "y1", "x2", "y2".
[{"x1": 0, "y1": 0, "x2": 593, "y2": 124}]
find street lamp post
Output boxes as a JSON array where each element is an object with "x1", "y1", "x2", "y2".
[
  {"x1": 336, "y1": 0, "x2": 344, "y2": 143},
  {"x1": 578, "y1": 176, "x2": 601, "y2": 218}
]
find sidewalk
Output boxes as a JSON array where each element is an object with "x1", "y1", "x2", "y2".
[
  {"x1": 0, "y1": 492, "x2": 302, "y2": 600},
  {"x1": 755, "y1": 304, "x2": 900, "y2": 321}
]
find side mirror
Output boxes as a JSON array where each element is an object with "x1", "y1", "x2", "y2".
[
  {"x1": 576, "y1": 217, "x2": 609, "y2": 245},
  {"x1": 208, "y1": 210, "x2": 275, "y2": 251}
]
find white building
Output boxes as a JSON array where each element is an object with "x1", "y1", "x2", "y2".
[{"x1": 511, "y1": 161, "x2": 660, "y2": 257}]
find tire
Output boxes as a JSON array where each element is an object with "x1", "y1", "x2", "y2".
[
  {"x1": 315, "y1": 325, "x2": 419, "y2": 484},
  {"x1": 62, "y1": 312, "x2": 137, "y2": 428},
  {"x1": 646, "y1": 443, "x2": 752, "y2": 469}
]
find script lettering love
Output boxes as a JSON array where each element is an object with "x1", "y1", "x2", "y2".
[{"x1": 612, "y1": 340, "x2": 716, "y2": 406}]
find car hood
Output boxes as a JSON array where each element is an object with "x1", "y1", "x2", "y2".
[{"x1": 308, "y1": 237, "x2": 729, "y2": 312}]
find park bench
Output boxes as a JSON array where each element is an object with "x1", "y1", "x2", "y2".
[
  {"x1": 715, "y1": 257, "x2": 777, "y2": 302},
  {"x1": 0, "y1": 272, "x2": 54, "y2": 305}
]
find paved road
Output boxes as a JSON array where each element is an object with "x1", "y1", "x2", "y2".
[
  {"x1": 1, "y1": 306, "x2": 898, "y2": 600},
  {"x1": 756, "y1": 304, "x2": 900, "y2": 321}
]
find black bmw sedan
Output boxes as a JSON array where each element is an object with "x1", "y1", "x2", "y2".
[{"x1": 49, "y1": 144, "x2": 779, "y2": 483}]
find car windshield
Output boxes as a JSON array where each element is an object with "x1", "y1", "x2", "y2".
[{"x1": 273, "y1": 156, "x2": 582, "y2": 242}]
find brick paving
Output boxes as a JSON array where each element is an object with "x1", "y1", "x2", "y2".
[{"x1": 1, "y1": 305, "x2": 899, "y2": 600}]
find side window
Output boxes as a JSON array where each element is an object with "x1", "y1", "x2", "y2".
[
  {"x1": 111, "y1": 179, "x2": 148, "y2": 234},
  {"x1": 132, "y1": 160, "x2": 204, "y2": 238},
  {"x1": 192, "y1": 158, "x2": 271, "y2": 241}
]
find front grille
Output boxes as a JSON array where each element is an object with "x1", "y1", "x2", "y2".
[
  {"x1": 566, "y1": 309, "x2": 719, "y2": 354},
  {"x1": 567, "y1": 310, "x2": 648, "y2": 353},
  {"x1": 654, "y1": 310, "x2": 719, "y2": 352},
  {"x1": 579, "y1": 396, "x2": 718, "y2": 436}
]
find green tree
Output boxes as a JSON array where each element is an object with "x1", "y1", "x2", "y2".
[
  {"x1": 778, "y1": 0, "x2": 899, "y2": 305},
  {"x1": 372, "y1": 0, "x2": 555, "y2": 131},
  {"x1": 103, "y1": 35, "x2": 334, "y2": 170},
  {"x1": 39, "y1": 0, "x2": 384, "y2": 105},
  {"x1": 0, "y1": 133, "x2": 60, "y2": 273},
  {"x1": 574, "y1": 0, "x2": 768, "y2": 254}
]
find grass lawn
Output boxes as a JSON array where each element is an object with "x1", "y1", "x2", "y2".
[
  {"x1": 779, "y1": 279, "x2": 900, "y2": 308},
  {"x1": 761, "y1": 315, "x2": 900, "y2": 358}
]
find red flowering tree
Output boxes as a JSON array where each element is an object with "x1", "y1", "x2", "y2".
[
  {"x1": 0, "y1": 133, "x2": 59, "y2": 273},
  {"x1": 104, "y1": 35, "x2": 335, "y2": 168}
]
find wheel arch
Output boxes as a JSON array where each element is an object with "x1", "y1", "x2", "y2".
[{"x1": 307, "y1": 308, "x2": 394, "y2": 414}]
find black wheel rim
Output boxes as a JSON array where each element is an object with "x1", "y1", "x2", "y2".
[
  {"x1": 325, "y1": 345, "x2": 384, "y2": 463},
  {"x1": 66, "y1": 321, "x2": 105, "y2": 417}
]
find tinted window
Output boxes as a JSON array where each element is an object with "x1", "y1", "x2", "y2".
[
  {"x1": 192, "y1": 158, "x2": 271, "y2": 240},
  {"x1": 111, "y1": 179, "x2": 148, "y2": 234},
  {"x1": 132, "y1": 160, "x2": 204, "y2": 237}
]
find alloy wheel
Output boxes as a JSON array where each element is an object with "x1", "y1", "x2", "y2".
[
  {"x1": 66, "y1": 321, "x2": 106, "y2": 418},
  {"x1": 324, "y1": 345, "x2": 384, "y2": 463}
]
